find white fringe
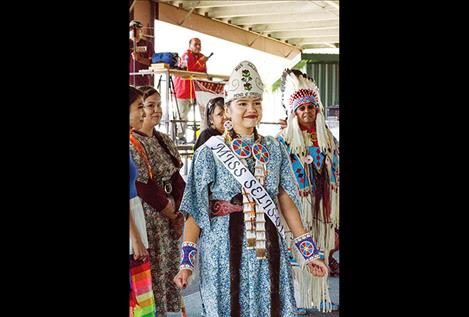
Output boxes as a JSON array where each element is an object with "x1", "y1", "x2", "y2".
[
  {"x1": 315, "y1": 110, "x2": 329, "y2": 153},
  {"x1": 300, "y1": 194, "x2": 313, "y2": 231},
  {"x1": 292, "y1": 266, "x2": 314, "y2": 308},
  {"x1": 283, "y1": 114, "x2": 307, "y2": 155},
  {"x1": 310, "y1": 201, "x2": 336, "y2": 262},
  {"x1": 331, "y1": 185, "x2": 339, "y2": 230},
  {"x1": 277, "y1": 102, "x2": 339, "y2": 312},
  {"x1": 291, "y1": 261, "x2": 332, "y2": 312},
  {"x1": 326, "y1": 128, "x2": 340, "y2": 231},
  {"x1": 285, "y1": 196, "x2": 335, "y2": 311}
]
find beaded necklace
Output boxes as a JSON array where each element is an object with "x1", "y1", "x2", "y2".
[{"x1": 224, "y1": 128, "x2": 270, "y2": 260}]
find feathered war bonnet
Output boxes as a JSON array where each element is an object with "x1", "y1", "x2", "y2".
[{"x1": 281, "y1": 69, "x2": 330, "y2": 155}]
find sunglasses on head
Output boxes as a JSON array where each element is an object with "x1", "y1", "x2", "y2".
[
  {"x1": 297, "y1": 104, "x2": 315, "y2": 111},
  {"x1": 206, "y1": 97, "x2": 224, "y2": 116},
  {"x1": 207, "y1": 97, "x2": 223, "y2": 109}
]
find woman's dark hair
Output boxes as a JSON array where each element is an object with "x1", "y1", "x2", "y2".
[
  {"x1": 139, "y1": 85, "x2": 160, "y2": 101},
  {"x1": 205, "y1": 97, "x2": 225, "y2": 127},
  {"x1": 129, "y1": 86, "x2": 143, "y2": 108}
]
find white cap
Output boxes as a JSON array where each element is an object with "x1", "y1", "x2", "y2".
[
  {"x1": 129, "y1": 20, "x2": 143, "y2": 29},
  {"x1": 224, "y1": 60, "x2": 264, "y2": 104}
]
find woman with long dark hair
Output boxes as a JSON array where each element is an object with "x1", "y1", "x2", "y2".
[
  {"x1": 129, "y1": 86, "x2": 156, "y2": 317},
  {"x1": 130, "y1": 86, "x2": 185, "y2": 317},
  {"x1": 174, "y1": 61, "x2": 328, "y2": 317},
  {"x1": 194, "y1": 96, "x2": 225, "y2": 151}
]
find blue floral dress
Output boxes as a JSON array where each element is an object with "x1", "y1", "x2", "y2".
[{"x1": 180, "y1": 135, "x2": 302, "y2": 317}]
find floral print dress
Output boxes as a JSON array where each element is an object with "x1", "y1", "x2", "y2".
[
  {"x1": 129, "y1": 130, "x2": 182, "y2": 315},
  {"x1": 180, "y1": 135, "x2": 302, "y2": 317}
]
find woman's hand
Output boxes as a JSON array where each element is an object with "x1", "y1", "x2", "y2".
[
  {"x1": 171, "y1": 212, "x2": 185, "y2": 226},
  {"x1": 307, "y1": 259, "x2": 329, "y2": 277},
  {"x1": 161, "y1": 198, "x2": 177, "y2": 220},
  {"x1": 170, "y1": 212, "x2": 184, "y2": 239},
  {"x1": 131, "y1": 238, "x2": 149, "y2": 261},
  {"x1": 174, "y1": 269, "x2": 193, "y2": 289}
]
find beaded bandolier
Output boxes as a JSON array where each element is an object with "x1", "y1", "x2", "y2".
[{"x1": 224, "y1": 126, "x2": 270, "y2": 259}]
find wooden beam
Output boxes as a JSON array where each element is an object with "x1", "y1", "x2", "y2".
[
  {"x1": 190, "y1": 1, "x2": 296, "y2": 9},
  {"x1": 206, "y1": 2, "x2": 322, "y2": 18},
  {"x1": 157, "y1": 2, "x2": 301, "y2": 60},
  {"x1": 250, "y1": 20, "x2": 339, "y2": 33},
  {"x1": 312, "y1": 0, "x2": 340, "y2": 16},
  {"x1": 294, "y1": 44, "x2": 338, "y2": 50},
  {"x1": 133, "y1": 0, "x2": 153, "y2": 30},
  {"x1": 270, "y1": 28, "x2": 338, "y2": 39},
  {"x1": 160, "y1": 0, "x2": 289, "y2": 10},
  {"x1": 288, "y1": 36, "x2": 340, "y2": 45},
  {"x1": 230, "y1": 12, "x2": 335, "y2": 25},
  {"x1": 301, "y1": 44, "x2": 338, "y2": 49}
]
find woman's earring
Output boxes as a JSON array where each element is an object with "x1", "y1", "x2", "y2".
[{"x1": 223, "y1": 119, "x2": 233, "y2": 131}]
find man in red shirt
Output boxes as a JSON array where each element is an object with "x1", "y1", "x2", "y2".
[{"x1": 173, "y1": 38, "x2": 208, "y2": 143}]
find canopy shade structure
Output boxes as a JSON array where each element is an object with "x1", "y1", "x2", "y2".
[{"x1": 155, "y1": 0, "x2": 339, "y2": 60}]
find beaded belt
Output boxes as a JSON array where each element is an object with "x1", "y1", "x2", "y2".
[{"x1": 210, "y1": 200, "x2": 243, "y2": 217}]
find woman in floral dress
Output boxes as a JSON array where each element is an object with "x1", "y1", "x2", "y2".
[
  {"x1": 130, "y1": 87, "x2": 185, "y2": 316},
  {"x1": 174, "y1": 61, "x2": 328, "y2": 317}
]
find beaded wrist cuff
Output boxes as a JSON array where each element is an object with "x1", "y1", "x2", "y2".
[
  {"x1": 179, "y1": 241, "x2": 198, "y2": 271},
  {"x1": 293, "y1": 233, "x2": 320, "y2": 264}
]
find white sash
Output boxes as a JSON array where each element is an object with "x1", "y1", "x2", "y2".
[{"x1": 205, "y1": 136, "x2": 285, "y2": 239}]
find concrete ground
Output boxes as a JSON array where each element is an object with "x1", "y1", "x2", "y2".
[{"x1": 182, "y1": 252, "x2": 339, "y2": 317}]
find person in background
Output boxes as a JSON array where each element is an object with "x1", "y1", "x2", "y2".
[
  {"x1": 193, "y1": 96, "x2": 225, "y2": 151},
  {"x1": 173, "y1": 61, "x2": 328, "y2": 317},
  {"x1": 129, "y1": 86, "x2": 156, "y2": 317},
  {"x1": 130, "y1": 86, "x2": 185, "y2": 317},
  {"x1": 173, "y1": 38, "x2": 209, "y2": 143},
  {"x1": 129, "y1": 20, "x2": 154, "y2": 87},
  {"x1": 277, "y1": 69, "x2": 340, "y2": 313}
]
